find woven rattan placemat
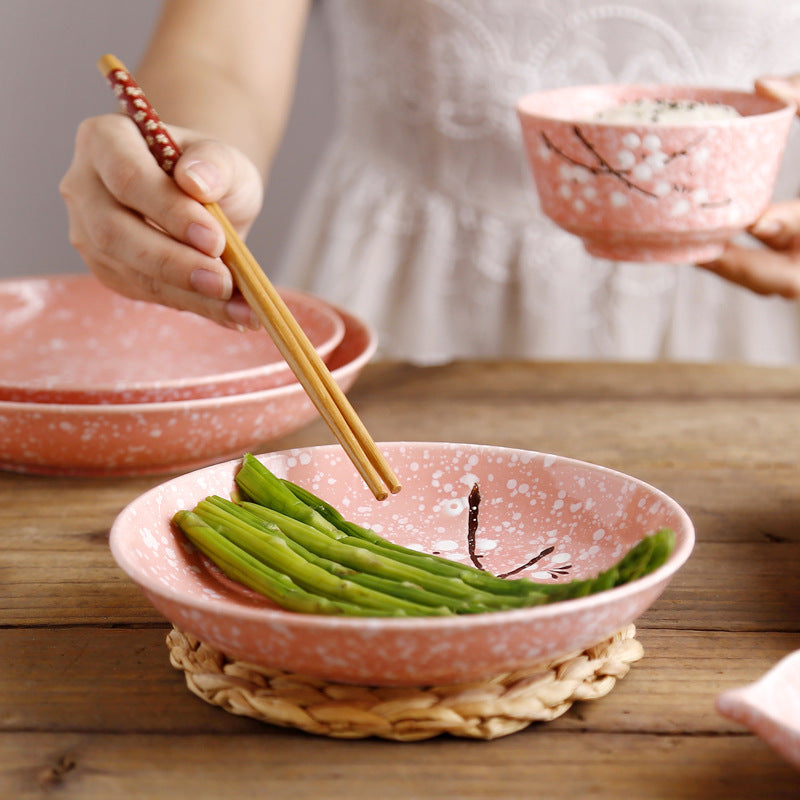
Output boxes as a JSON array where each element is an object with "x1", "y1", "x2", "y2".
[{"x1": 167, "y1": 624, "x2": 643, "y2": 740}]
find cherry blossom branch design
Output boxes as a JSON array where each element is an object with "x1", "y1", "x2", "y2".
[
  {"x1": 540, "y1": 127, "x2": 732, "y2": 208},
  {"x1": 465, "y1": 484, "x2": 573, "y2": 581}
]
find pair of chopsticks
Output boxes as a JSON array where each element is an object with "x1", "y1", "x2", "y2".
[{"x1": 97, "y1": 54, "x2": 400, "y2": 500}]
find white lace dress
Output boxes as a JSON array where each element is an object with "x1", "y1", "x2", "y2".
[{"x1": 277, "y1": 0, "x2": 800, "y2": 364}]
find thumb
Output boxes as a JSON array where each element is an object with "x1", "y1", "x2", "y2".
[
  {"x1": 748, "y1": 199, "x2": 800, "y2": 251},
  {"x1": 755, "y1": 75, "x2": 800, "y2": 114},
  {"x1": 173, "y1": 138, "x2": 264, "y2": 236}
]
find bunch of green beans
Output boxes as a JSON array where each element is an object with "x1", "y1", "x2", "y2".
[{"x1": 171, "y1": 454, "x2": 676, "y2": 617}]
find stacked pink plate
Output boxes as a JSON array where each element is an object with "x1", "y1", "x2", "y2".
[{"x1": 0, "y1": 274, "x2": 376, "y2": 476}]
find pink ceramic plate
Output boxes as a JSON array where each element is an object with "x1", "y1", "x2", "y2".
[
  {"x1": 0, "y1": 306, "x2": 374, "y2": 476},
  {"x1": 109, "y1": 443, "x2": 695, "y2": 686},
  {"x1": 0, "y1": 274, "x2": 345, "y2": 403},
  {"x1": 717, "y1": 649, "x2": 800, "y2": 770}
]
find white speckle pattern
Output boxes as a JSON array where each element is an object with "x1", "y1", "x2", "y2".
[
  {"x1": 0, "y1": 275, "x2": 344, "y2": 404},
  {"x1": 0, "y1": 281, "x2": 376, "y2": 476},
  {"x1": 109, "y1": 442, "x2": 694, "y2": 686},
  {"x1": 519, "y1": 84, "x2": 794, "y2": 262}
]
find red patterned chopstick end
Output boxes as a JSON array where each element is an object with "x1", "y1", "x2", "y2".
[{"x1": 102, "y1": 66, "x2": 182, "y2": 175}]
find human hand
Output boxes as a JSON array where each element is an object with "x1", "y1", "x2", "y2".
[
  {"x1": 60, "y1": 113, "x2": 264, "y2": 328},
  {"x1": 698, "y1": 75, "x2": 800, "y2": 299}
]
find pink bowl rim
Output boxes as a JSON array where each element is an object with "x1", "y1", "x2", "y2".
[
  {"x1": 0, "y1": 274, "x2": 346, "y2": 399},
  {"x1": 109, "y1": 442, "x2": 696, "y2": 633},
  {"x1": 0, "y1": 307, "x2": 377, "y2": 414},
  {"x1": 516, "y1": 83, "x2": 796, "y2": 126}
]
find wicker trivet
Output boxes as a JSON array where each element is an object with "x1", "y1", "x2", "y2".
[{"x1": 166, "y1": 625, "x2": 643, "y2": 740}]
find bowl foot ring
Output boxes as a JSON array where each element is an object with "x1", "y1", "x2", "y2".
[{"x1": 166, "y1": 625, "x2": 643, "y2": 740}]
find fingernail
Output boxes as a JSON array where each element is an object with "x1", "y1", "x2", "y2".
[
  {"x1": 750, "y1": 217, "x2": 783, "y2": 237},
  {"x1": 226, "y1": 298, "x2": 259, "y2": 330},
  {"x1": 219, "y1": 320, "x2": 247, "y2": 332},
  {"x1": 183, "y1": 160, "x2": 221, "y2": 195},
  {"x1": 186, "y1": 222, "x2": 223, "y2": 256},
  {"x1": 758, "y1": 76, "x2": 792, "y2": 90},
  {"x1": 190, "y1": 268, "x2": 231, "y2": 300},
  {"x1": 755, "y1": 77, "x2": 798, "y2": 107}
]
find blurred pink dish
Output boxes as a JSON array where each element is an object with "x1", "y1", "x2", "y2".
[
  {"x1": 717, "y1": 649, "x2": 800, "y2": 771},
  {"x1": 0, "y1": 306, "x2": 375, "y2": 477},
  {"x1": 517, "y1": 84, "x2": 794, "y2": 263},
  {"x1": 0, "y1": 274, "x2": 345, "y2": 403},
  {"x1": 110, "y1": 442, "x2": 694, "y2": 686}
]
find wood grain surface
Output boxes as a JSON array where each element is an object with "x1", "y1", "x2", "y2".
[{"x1": 2, "y1": 361, "x2": 799, "y2": 799}]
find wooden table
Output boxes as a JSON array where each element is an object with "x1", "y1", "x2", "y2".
[{"x1": 2, "y1": 361, "x2": 800, "y2": 799}]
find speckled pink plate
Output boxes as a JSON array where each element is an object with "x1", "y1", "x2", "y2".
[
  {"x1": 717, "y1": 649, "x2": 800, "y2": 770},
  {"x1": 109, "y1": 443, "x2": 695, "y2": 686},
  {"x1": 0, "y1": 274, "x2": 345, "y2": 403},
  {"x1": 0, "y1": 306, "x2": 374, "y2": 477}
]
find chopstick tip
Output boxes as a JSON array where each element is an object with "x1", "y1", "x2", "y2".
[{"x1": 97, "y1": 53, "x2": 125, "y2": 77}]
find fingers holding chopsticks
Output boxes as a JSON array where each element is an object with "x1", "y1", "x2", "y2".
[
  {"x1": 60, "y1": 113, "x2": 263, "y2": 329},
  {"x1": 171, "y1": 138, "x2": 265, "y2": 238},
  {"x1": 86, "y1": 53, "x2": 399, "y2": 499}
]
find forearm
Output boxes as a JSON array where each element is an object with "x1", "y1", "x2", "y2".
[{"x1": 134, "y1": 0, "x2": 311, "y2": 176}]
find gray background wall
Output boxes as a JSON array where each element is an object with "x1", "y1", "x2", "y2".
[{"x1": 0, "y1": 0, "x2": 335, "y2": 281}]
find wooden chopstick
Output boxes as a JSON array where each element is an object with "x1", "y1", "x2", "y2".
[{"x1": 96, "y1": 54, "x2": 400, "y2": 500}]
